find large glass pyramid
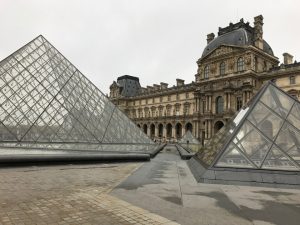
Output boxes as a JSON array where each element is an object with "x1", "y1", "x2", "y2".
[
  {"x1": 195, "y1": 82, "x2": 300, "y2": 172},
  {"x1": 0, "y1": 35, "x2": 154, "y2": 157}
]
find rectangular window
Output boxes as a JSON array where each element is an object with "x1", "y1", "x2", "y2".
[
  {"x1": 290, "y1": 76, "x2": 296, "y2": 85},
  {"x1": 236, "y1": 96, "x2": 242, "y2": 111}
]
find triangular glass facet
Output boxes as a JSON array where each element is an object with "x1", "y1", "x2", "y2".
[
  {"x1": 215, "y1": 142, "x2": 254, "y2": 168},
  {"x1": 0, "y1": 35, "x2": 154, "y2": 153},
  {"x1": 262, "y1": 146, "x2": 299, "y2": 171}
]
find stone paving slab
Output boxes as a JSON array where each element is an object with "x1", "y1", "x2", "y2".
[
  {"x1": 113, "y1": 145, "x2": 300, "y2": 225},
  {"x1": 0, "y1": 163, "x2": 179, "y2": 225}
]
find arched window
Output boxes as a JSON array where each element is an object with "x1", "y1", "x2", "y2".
[
  {"x1": 204, "y1": 65, "x2": 210, "y2": 79},
  {"x1": 219, "y1": 62, "x2": 225, "y2": 75},
  {"x1": 216, "y1": 96, "x2": 224, "y2": 114},
  {"x1": 237, "y1": 57, "x2": 244, "y2": 72}
]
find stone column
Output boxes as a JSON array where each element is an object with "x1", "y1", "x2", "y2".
[
  {"x1": 228, "y1": 93, "x2": 231, "y2": 110},
  {"x1": 205, "y1": 121, "x2": 208, "y2": 139},
  {"x1": 224, "y1": 93, "x2": 227, "y2": 111},
  {"x1": 209, "y1": 120, "x2": 212, "y2": 139},
  {"x1": 147, "y1": 124, "x2": 151, "y2": 137},
  {"x1": 163, "y1": 125, "x2": 167, "y2": 139},
  {"x1": 171, "y1": 125, "x2": 176, "y2": 139}
]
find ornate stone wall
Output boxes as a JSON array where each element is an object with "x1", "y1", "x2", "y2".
[{"x1": 109, "y1": 15, "x2": 300, "y2": 144}]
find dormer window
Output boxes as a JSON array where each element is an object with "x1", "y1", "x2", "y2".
[
  {"x1": 237, "y1": 57, "x2": 244, "y2": 72},
  {"x1": 220, "y1": 62, "x2": 226, "y2": 75},
  {"x1": 204, "y1": 65, "x2": 210, "y2": 79}
]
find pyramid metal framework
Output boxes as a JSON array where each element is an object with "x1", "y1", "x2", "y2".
[
  {"x1": 195, "y1": 81, "x2": 300, "y2": 172},
  {"x1": 0, "y1": 35, "x2": 154, "y2": 154}
]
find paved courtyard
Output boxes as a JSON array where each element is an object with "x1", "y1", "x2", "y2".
[
  {"x1": 0, "y1": 145, "x2": 300, "y2": 225},
  {"x1": 0, "y1": 163, "x2": 178, "y2": 225},
  {"x1": 113, "y1": 145, "x2": 300, "y2": 225}
]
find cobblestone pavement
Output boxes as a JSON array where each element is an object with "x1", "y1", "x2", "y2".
[{"x1": 0, "y1": 163, "x2": 179, "y2": 225}]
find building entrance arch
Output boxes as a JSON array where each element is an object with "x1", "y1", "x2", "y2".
[{"x1": 214, "y1": 121, "x2": 224, "y2": 134}]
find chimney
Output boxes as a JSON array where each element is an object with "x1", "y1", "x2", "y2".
[
  {"x1": 146, "y1": 85, "x2": 154, "y2": 92},
  {"x1": 160, "y1": 82, "x2": 168, "y2": 89},
  {"x1": 254, "y1": 15, "x2": 264, "y2": 49},
  {"x1": 206, "y1": 33, "x2": 215, "y2": 44},
  {"x1": 153, "y1": 84, "x2": 160, "y2": 90},
  {"x1": 176, "y1": 79, "x2": 185, "y2": 86},
  {"x1": 283, "y1": 53, "x2": 294, "y2": 65}
]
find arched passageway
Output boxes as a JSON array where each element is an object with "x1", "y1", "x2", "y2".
[
  {"x1": 143, "y1": 124, "x2": 148, "y2": 134},
  {"x1": 175, "y1": 123, "x2": 182, "y2": 139},
  {"x1": 262, "y1": 120, "x2": 273, "y2": 139},
  {"x1": 214, "y1": 121, "x2": 224, "y2": 134},
  {"x1": 185, "y1": 122, "x2": 193, "y2": 133},
  {"x1": 158, "y1": 123, "x2": 163, "y2": 138},
  {"x1": 166, "y1": 123, "x2": 172, "y2": 139},
  {"x1": 150, "y1": 124, "x2": 155, "y2": 138}
]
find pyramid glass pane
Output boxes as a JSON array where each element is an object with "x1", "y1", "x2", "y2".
[
  {"x1": 275, "y1": 122, "x2": 300, "y2": 166},
  {"x1": 196, "y1": 106, "x2": 249, "y2": 167},
  {"x1": 230, "y1": 121, "x2": 272, "y2": 168},
  {"x1": 287, "y1": 102, "x2": 300, "y2": 131},
  {"x1": 0, "y1": 36, "x2": 154, "y2": 156},
  {"x1": 215, "y1": 142, "x2": 255, "y2": 168},
  {"x1": 262, "y1": 146, "x2": 299, "y2": 171},
  {"x1": 195, "y1": 82, "x2": 300, "y2": 172}
]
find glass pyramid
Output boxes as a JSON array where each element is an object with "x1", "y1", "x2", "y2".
[
  {"x1": 0, "y1": 35, "x2": 154, "y2": 155},
  {"x1": 178, "y1": 131, "x2": 201, "y2": 152},
  {"x1": 196, "y1": 82, "x2": 300, "y2": 171}
]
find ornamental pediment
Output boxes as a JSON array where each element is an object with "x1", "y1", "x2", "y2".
[{"x1": 204, "y1": 45, "x2": 243, "y2": 60}]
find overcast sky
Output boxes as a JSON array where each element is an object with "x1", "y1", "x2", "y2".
[{"x1": 0, "y1": 0, "x2": 299, "y2": 94}]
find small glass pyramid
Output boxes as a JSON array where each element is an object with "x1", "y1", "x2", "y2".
[
  {"x1": 178, "y1": 131, "x2": 201, "y2": 152},
  {"x1": 196, "y1": 82, "x2": 300, "y2": 171},
  {"x1": 0, "y1": 35, "x2": 154, "y2": 155},
  {"x1": 179, "y1": 131, "x2": 200, "y2": 145}
]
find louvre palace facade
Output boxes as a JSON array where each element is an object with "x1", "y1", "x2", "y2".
[{"x1": 109, "y1": 15, "x2": 300, "y2": 144}]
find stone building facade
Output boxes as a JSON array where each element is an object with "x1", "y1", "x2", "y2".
[{"x1": 109, "y1": 15, "x2": 300, "y2": 144}]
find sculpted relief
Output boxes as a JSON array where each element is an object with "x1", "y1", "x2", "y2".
[{"x1": 210, "y1": 46, "x2": 233, "y2": 58}]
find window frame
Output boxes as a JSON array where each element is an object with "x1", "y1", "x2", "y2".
[
  {"x1": 204, "y1": 65, "x2": 210, "y2": 79},
  {"x1": 237, "y1": 57, "x2": 244, "y2": 72},
  {"x1": 219, "y1": 61, "x2": 226, "y2": 76}
]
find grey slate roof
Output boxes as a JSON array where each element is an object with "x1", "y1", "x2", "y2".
[{"x1": 202, "y1": 28, "x2": 274, "y2": 58}]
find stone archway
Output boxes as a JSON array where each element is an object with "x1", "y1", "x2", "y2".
[
  {"x1": 175, "y1": 123, "x2": 183, "y2": 139},
  {"x1": 185, "y1": 122, "x2": 193, "y2": 133},
  {"x1": 150, "y1": 124, "x2": 155, "y2": 138},
  {"x1": 137, "y1": 124, "x2": 141, "y2": 128},
  {"x1": 261, "y1": 120, "x2": 273, "y2": 138},
  {"x1": 214, "y1": 121, "x2": 224, "y2": 134},
  {"x1": 158, "y1": 123, "x2": 163, "y2": 138},
  {"x1": 143, "y1": 124, "x2": 148, "y2": 134},
  {"x1": 166, "y1": 123, "x2": 172, "y2": 139}
]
